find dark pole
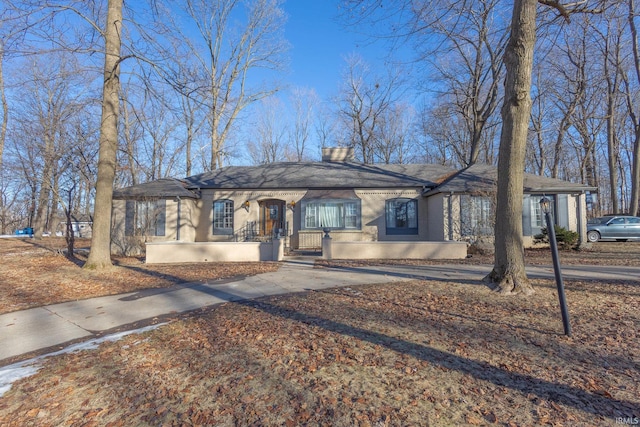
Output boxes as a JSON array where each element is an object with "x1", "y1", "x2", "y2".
[{"x1": 542, "y1": 200, "x2": 572, "y2": 336}]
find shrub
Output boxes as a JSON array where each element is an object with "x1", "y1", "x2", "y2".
[{"x1": 533, "y1": 225, "x2": 579, "y2": 250}]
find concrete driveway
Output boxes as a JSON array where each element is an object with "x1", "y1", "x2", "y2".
[{"x1": 1, "y1": 259, "x2": 638, "y2": 364}]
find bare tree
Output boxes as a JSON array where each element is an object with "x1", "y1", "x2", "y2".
[
  {"x1": 625, "y1": 0, "x2": 640, "y2": 215},
  {"x1": 155, "y1": 0, "x2": 289, "y2": 170},
  {"x1": 288, "y1": 87, "x2": 319, "y2": 162},
  {"x1": 483, "y1": 0, "x2": 538, "y2": 294},
  {"x1": 337, "y1": 54, "x2": 405, "y2": 163},
  {"x1": 419, "y1": 0, "x2": 507, "y2": 166},
  {"x1": 315, "y1": 101, "x2": 339, "y2": 152},
  {"x1": 0, "y1": 40, "x2": 7, "y2": 171},
  {"x1": 85, "y1": 0, "x2": 124, "y2": 269},
  {"x1": 7, "y1": 54, "x2": 85, "y2": 239},
  {"x1": 528, "y1": 67, "x2": 551, "y2": 175},
  {"x1": 342, "y1": 0, "x2": 507, "y2": 166},
  {"x1": 594, "y1": 9, "x2": 626, "y2": 214},
  {"x1": 485, "y1": 1, "x2": 605, "y2": 294},
  {"x1": 175, "y1": 68, "x2": 206, "y2": 176},
  {"x1": 417, "y1": 98, "x2": 480, "y2": 168},
  {"x1": 0, "y1": 167, "x2": 26, "y2": 234},
  {"x1": 119, "y1": 80, "x2": 144, "y2": 187},
  {"x1": 375, "y1": 102, "x2": 417, "y2": 164},
  {"x1": 570, "y1": 29, "x2": 604, "y2": 189},
  {"x1": 247, "y1": 97, "x2": 289, "y2": 164}
]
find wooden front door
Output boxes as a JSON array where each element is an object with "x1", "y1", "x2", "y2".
[{"x1": 259, "y1": 199, "x2": 285, "y2": 236}]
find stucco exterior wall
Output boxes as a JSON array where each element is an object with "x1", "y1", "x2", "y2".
[
  {"x1": 325, "y1": 240, "x2": 467, "y2": 260},
  {"x1": 112, "y1": 188, "x2": 592, "y2": 257},
  {"x1": 114, "y1": 188, "x2": 445, "y2": 253},
  {"x1": 292, "y1": 188, "x2": 435, "y2": 249},
  {"x1": 111, "y1": 198, "x2": 198, "y2": 255},
  {"x1": 426, "y1": 193, "x2": 447, "y2": 241},
  {"x1": 356, "y1": 188, "x2": 427, "y2": 241},
  {"x1": 198, "y1": 189, "x2": 306, "y2": 242},
  {"x1": 145, "y1": 239, "x2": 284, "y2": 263}
]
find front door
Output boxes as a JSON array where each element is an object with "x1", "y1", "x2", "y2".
[{"x1": 259, "y1": 199, "x2": 285, "y2": 236}]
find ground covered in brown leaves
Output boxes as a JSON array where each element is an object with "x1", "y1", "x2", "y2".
[
  {"x1": 0, "y1": 238, "x2": 639, "y2": 426},
  {"x1": 316, "y1": 241, "x2": 640, "y2": 269},
  {"x1": 0, "y1": 238, "x2": 279, "y2": 315}
]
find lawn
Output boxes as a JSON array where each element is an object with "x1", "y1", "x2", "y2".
[
  {"x1": 0, "y1": 238, "x2": 638, "y2": 426},
  {"x1": 0, "y1": 238, "x2": 280, "y2": 315}
]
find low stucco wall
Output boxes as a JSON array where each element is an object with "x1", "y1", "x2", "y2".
[
  {"x1": 146, "y1": 240, "x2": 283, "y2": 264},
  {"x1": 323, "y1": 240, "x2": 467, "y2": 260}
]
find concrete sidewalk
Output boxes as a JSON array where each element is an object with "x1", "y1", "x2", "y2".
[{"x1": 1, "y1": 259, "x2": 638, "y2": 364}]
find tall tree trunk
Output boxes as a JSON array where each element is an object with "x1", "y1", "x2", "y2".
[
  {"x1": 84, "y1": 0, "x2": 123, "y2": 270},
  {"x1": 628, "y1": 0, "x2": 640, "y2": 216},
  {"x1": 33, "y1": 133, "x2": 54, "y2": 239},
  {"x1": 186, "y1": 123, "x2": 193, "y2": 176},
  {"x1": 0, "y1": 42, "x2": 6, "y2": 233},
  {"x1": 121, "y1": 97, "x2": 138, "y2": 186},
  {"x1": 484, "y1": 0, "x2": 537, "y2": 295},
  {"x1": 0, "y1": 41, "x2": 7, "y2": 169},
  {"x1": 607, "y1": 91, "x2": 620, "y2": 214},
  {"x1": 603, "y1": 24, "x2": 621, "y2": 214},
  {"x1": 551, "y1": 118, "x2": 571, "y2": 178},
  {"x1": 631, "y1": 128, "x2": 640, "y2": 215},
  {"x1": 210, "y1": 117, "x2": 222, "y2": 170},
  {"x1": 468, "y1": 120, "x2": 484, "y2": 165}
]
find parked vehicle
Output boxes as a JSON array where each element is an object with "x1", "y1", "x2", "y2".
[
  {"x1": 14, "y1": 227, "x2": 34, "y2": 236},
  {"x1": 586, "y1": 215, "x2": 640, "y2": 242}
]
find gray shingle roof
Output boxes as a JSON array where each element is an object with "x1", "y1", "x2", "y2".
[
  {"x1": 183, "y1": 162, "x2": 457, "y2": 190},
  {"x1": 113, "y1": 162, "x2": 596, "y2": 200},
  {"x1": 423, "y1": 164, "x2": 597, "y2": 196},
  {"x1": 113, "y1": 178, "x2": 199, "y2": 199}
]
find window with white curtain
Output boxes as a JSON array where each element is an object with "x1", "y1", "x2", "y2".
[{"x1": 302, "y1": 200, "x2": 360, "y2": 230}]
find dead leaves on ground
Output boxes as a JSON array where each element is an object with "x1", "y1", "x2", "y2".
[
  {"x1": 1, "y1": 274, "x2": 639, "y2": 426},
  {"x1": 0, "y1": 239, "x2": 279, "y2": 315},
  {"x1": 1, "y1": 238, "x2": 639, "y2": 425}
]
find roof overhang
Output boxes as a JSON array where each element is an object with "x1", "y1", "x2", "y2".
[{"x1": 301, "y1": 189, "x2": 360, "y2": 200}]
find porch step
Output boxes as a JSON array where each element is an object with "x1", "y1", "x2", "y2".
[{"x1": 284, "y1": 250, "x2": 321, "y2": 262}]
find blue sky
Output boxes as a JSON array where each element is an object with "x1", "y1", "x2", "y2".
[{"x1": 282, "y1": 1, "x2": 398, "y2": 100}]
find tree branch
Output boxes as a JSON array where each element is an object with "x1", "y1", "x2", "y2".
[{"x1": 538, "y1": 0, "x2": 604, "y2": 22}]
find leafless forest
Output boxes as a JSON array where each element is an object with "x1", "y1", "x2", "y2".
[{"x1": 0, "y1": 0, "x2": 637, "y2": 237}]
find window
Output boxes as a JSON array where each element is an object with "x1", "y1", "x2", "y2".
[
  {"x1": 460, "y1": 196, "x2": 492, "y2": 237},
  {"x1": 302, "y1": 200, "x2": 361, "y2": 230},
  {"x1": 213, "y1": 200, "x2": 234, "y2": 234},
  {"x1": 386, "y1": 198, "x2": 418, "y2": 235},
  {"x1": 532, "y1": 200, "x2": 543, "y2": 228},
  {"x1": 125, "y1": 200, "x2": 166, "y2": 237},
  {"x1": 532, "y1": 196, "x2": 555, "y2": 229}
]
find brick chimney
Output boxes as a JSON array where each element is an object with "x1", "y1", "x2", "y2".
[{"x1": 321, "y1": 147, "x2": 355, "y2": 162}]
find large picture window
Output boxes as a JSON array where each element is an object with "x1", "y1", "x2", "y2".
[
  {"x1": 125, "y1": 200, "x2": 166, "y2": 237},
  {"x1": 385, "y1": 198, "x2": 418, "y2": 235},
  {"x1": 302, "y1": 200, "x2": 361, "y2": 230},
  {"x1": 213, "y1": 199, "x2": 234, "y2": 235}
]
